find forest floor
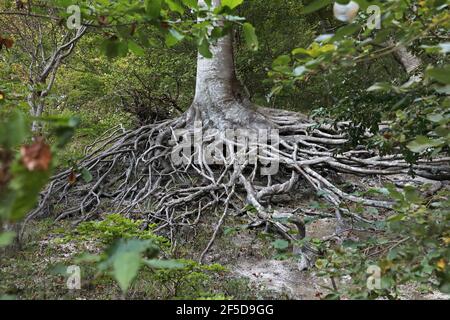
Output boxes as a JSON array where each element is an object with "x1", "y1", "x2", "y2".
[{"x1": 1, "y1": 173, "x2": 448, "y2": 300}]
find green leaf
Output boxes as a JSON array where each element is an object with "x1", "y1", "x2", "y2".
[
  {"x1": 385, "y1": 184, "x2": 404, "y2": 202},
  {"x1": 243, "y1": 204, "x2": 258, "y2": 213},
  {"x1": 0, "y1": 232, "x2": 15, "y2": 247},
  {"x1": 182, "y1": 0, "x2": 198, "y2": 9},
  {"x1": 223, "y1": 227, "x2": 239, "y2": 236},
  {"x1": 367, "y1": 82, "x2": 393, "y2": 92},
  {"x1": 108, "y1": 239, "x2": 158, "y2": 257},
  {"x1": 166, "y1": 0, "x2": 185, "y2": 14},
  {"x1": 100, "y1": 239, "x2": 159, "y2": 273},
  {"x1": 301, "y1": 0, "x2": 332, "y2": 14},
  {"x1": 144, "y1": 259, "x2": 185, "y2": 269},
  {"x1": 8, "y1": 164, "x2": 50, "y2": 221},
  {"x1": 145, "y1": 0, "x2": 162, "y2": 19},
  {"x1": 404, "y1": 186, "x2": 422, "y2": 204},
  {"x1": 422, "y1": 42, "x2": 450, "y2": 54},
  {"x1": 221, "y1": 0, "x2": 244, "y2": 10},
  {"x1": 293, "y1": 66, "x2": 307, "y2": 76},
  {"x1": 101, "y1": 38, "x2": 128, "y2": 59},
  {"x1": 210, "y1": 27, "x2": 224, "y2": 40},
  {"x1": 128, "y1": 41, "x2": 145, "y2": 56},
  {"x1": 0, "y1": 111, "x2": 27, "y2": 148},
  {"x1": 332, "y1": 23, "x2": 361, "y2": 41},
  {"x1": 440, "y1": 281, "x2": 450, "y2": 294},
  {"x1": 426, "y1": 65, "x2": 450, "y2": 84},
  {"x1": 165, "y1": 29, "x2": 185, "y2": 47},
  {"x1": 427, "y1": 113, "x2": 444, "y2": 123},
  {"x1": 407, "y1": 136, "x2": 442, "y2": 153},
  {"x1": 272, "y1": 239, "x2": 289, "y2": 250},
  {"x1": 242, "y1": 23, "x2": 258, "y2": 51},
  {"x1": 81, "y1": 168, "x2": 93, "y2": 183},
  {"x1": 113, "y1": 251, "x2": 141, "y2": 293},
  {"x1": 273, "y1": 55, "x2": 291, "y2": 67},
  {"x1": 387, "y1": 248, "x2": 399, "y2": 261},
  {"x1": 292, "y1": 47, "x2": 310, "y2": 56},
  {"x1": 198, "y1": 39, "x2": 212, "y2": 58},
  {"x1": 387, "y1": 213, "x2": 406, "y2": 222},
  {"x1": 74, "y1": 253, "x2": 102, "y2": 264}
]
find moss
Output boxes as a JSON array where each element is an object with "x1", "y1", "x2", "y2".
[{"x1": 60, "y1": 214, "x2": 169, "y2": 250}]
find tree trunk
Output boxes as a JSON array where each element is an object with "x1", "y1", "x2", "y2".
[
  {"x1": 27, "y1": 90, "x2": 44, "y2": 133},
  {"x1": 187, "y1": 0, "x2": 272, "y2": 130},
  {"x1": 393, "y1": 44, "x2": 422, "y2": 75}
]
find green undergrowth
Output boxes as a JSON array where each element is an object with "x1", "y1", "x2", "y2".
[
  {"x1": 56, "y1": 214, "x2": 170, "y2": 250},
  {"x1": 0, "y1": 214, "x2": 268, "y2": 300}
]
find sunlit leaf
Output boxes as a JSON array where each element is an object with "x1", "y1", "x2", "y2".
[
  {"x1": 144, "y1": 259, "x2": 185, "y2": 269},
  {"x1": 0, "y1": 232, "x2": 15, "y2": 247},
  {"x1": 145, "y1": 0, "x2": 162, "y2": 19},
  {"x1": 198, "y1": 39, "x2": 212, "y2": 58},
  {"x1": 113, "y1": 251, "x2": 141, "y2": 293},
  {"x1": 128, "y1": 41, "x2": 145, "y2": 56},
  {"x1": 426, "y1": 66, "x2": 450, "y2": 84},
  {"x1": 407, "y1": 136, "x2": 442, "y2": 153},
  {"x1": 243, "y1": 23, "x2": 258, "y2": 51},
  {"x1": 221, "y1": 0, "x2": 244, "y2": 10}
]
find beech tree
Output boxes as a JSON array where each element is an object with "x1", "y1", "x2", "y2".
[
  {"x1": 8, "y1": 0, "x2": 447, "y2": 270},
  {"x1": 0, "y1": 3, "x2": 86, "y2": 132},
  {"x1": 0, "y1": 0, "x2": 448, "y2": 298}
]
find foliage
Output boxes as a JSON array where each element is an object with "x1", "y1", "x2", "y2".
[
  {"x1": 314, "y1": 184, "x2": 449, "y2": 299},
  {"x1": 63, "y1": 213, "x2": 170, "y2": 249},
  {"x1": 260, "y1": 1, "x2": 450, "y2": 299},
  {"x1": 0, "y1": 111, "x2": 78, "y2": 247},
  {"x1": 4, "y1": 0, "x2": 258, "y2": 59},
  {"x1": 1, "y1": 218, "x2": 263, "y2": 300},
  {"x1": 1, "y1": 0, "x2": 449, "y2": 300},
  {"x1": 66, "y1": 217, "x2": 228, "y2": 296},
  {"x1": 0, "y1": 0, "x2": 258, "y2": 298},
  {"x1": 149, "y1": 258, "x2": 228, "y2": 299},
  {"x1": 59, "y1": 214, "x2": 227, "y2": 296},
  {"x1": 85, "y1": 238, "x2": 164, "y2": 294},
  {"x1": 270, "y1": 0, "x2": 449, "y2": 158}
]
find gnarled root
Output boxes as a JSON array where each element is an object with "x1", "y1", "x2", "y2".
[{"x1": 23, "y1": 105, "x2": 450, "y2": 264}]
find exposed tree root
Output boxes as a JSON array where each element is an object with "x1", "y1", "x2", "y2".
[{"x1": 23, "y1": 105, "x2": 450, "y2": 264}]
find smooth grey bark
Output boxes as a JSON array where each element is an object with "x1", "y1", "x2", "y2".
[
  {"x1": 187, "y1": 0, "x2": 272, "y2": 130},
  {"x1": 386, "y1": 39, "x2": 422, "y2": 75},
  {"x1": 28, "y1": 25, "x2": 87, "y2": 132},
  {"x1": 388, "y1": 40, "x2": 423, "y2": 88},
  {"x1": 393, "y1": 44, "x2": 422, "y2": 75}
]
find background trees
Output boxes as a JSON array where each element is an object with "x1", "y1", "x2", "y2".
[
  {"x1": 0, "y1": 2, "x2": 86, "y2": 132},
  {"x1": 268, "y1": 0, "x2": 449, "y2": 297}
]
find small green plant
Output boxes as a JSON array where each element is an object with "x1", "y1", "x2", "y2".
[
  {"x1": 62, "y1": 214, "x2": 170, "y2": 250},
  {"x1": 150, "y1": 259, "x2": 228, "y2": 299},
  {"x1": 61, "y1": 214, "x2": 230, "y2": 297}
]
